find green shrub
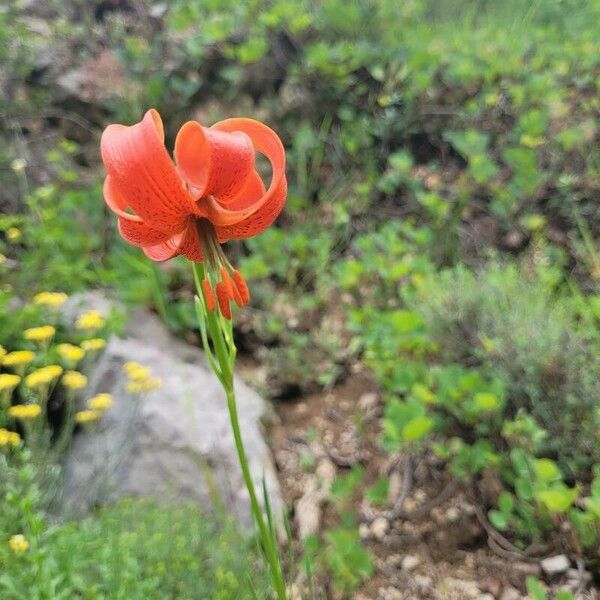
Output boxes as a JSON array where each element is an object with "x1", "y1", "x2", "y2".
[{"x1": 405, "y1": 260, "x2": 600, "y2": 476}]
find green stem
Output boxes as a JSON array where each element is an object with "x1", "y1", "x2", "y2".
[
  {"x1": 225, "y1": 384, "x2": 287, "y2": 600},
  {"x1": 191, "y1": 262, "x2": 286, "y2": 599}
]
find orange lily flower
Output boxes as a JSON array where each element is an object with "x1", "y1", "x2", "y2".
[{"x1": 100, "y1": 109, "x2": 286, "y2": 317}]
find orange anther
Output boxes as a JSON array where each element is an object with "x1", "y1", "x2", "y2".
[
  {"x1": 231, "y1": 270, "x2": 250, "y2": 306},
  {"x1": 220, "y1": 266, "x2": 234, "y2": 298},
  {"x1": 202, "y1": 278, "x2": 215, "y2": 312},
  {"x1": 216, "y1": 282, "x2": 232, "y2": 319}
]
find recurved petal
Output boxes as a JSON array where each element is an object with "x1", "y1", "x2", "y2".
[
  {"x1": 101, "y1": 109, "x2": 194, "y2": 234},
  {"x1": 142, "y1": 221, "x2": 203, "y2": 263},
  {"x1": 203, "y1": 118, "x2": 287, "y2": 230},
  {"x1": 216, "y1": 170, "x2": 280, "y2": 241},
  {"x1": 117, "y1": 218, "x2": 172, "y2": 247},
  {"x1": 105, "y1": 175, "x2": 173, "y2": 246},
  {"x1": 142, "y1": 235, "x2": 182, "y2": 262},
  {"x1": 174, "y1": 121, "x2": 255, "y2": 205}
]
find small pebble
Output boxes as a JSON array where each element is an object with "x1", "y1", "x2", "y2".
[
  {"x1": 540, "y1": 554, "x2": 570, "y2": 576},
  {"x1": 370, "y1": 517, "x2": 389, "y2": 541},
  {"x1": 401, "y1": 554, "x2": 421, "y2": 571},
  {"x1": 358, "y1": 392, "x2": 378, "y2": 412}
]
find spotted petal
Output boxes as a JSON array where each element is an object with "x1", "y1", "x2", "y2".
[
  {"x1": 101, "y1": 109, "x2": 195, "y2": 234},
  {"x1": 174, "y1": 121, "x2": 256, "y2": 206}
]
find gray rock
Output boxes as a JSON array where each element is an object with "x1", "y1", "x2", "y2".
[
  {"x1": 61, "y1": 299, "x2": 282, "y2": 531},
  {"x1": 540, "y1": 554, "x2": 570, "y2": 576}
]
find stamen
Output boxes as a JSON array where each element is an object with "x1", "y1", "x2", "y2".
[
  {"x1": 232, "y1": 270, "x2": 250, "y2": 306},
  {"x1": 216, "y1": 282, "x2": 232, "y2": 319},
  {"x1": 196, "y1": 218, "x2": 248, "y2": 316},
  {"x1": 202, "y1": 278, "x2": 215, "y2": 312},
  {"x1": 220, "y1": 266, "x2": 234, "y2": 298}
]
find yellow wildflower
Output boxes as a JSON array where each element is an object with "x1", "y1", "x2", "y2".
[
  {"x1": 0, "y1": 428, "x2": 21, "y2": 447},
  {"x1": 123, "y1": 361, "x2": 150, "y2": 381},
  {"x1": 8, "y1": 404, "x2": 42, "y2": 420},
  {"x1": 33, "y1": 291, "x2": 68, "y2": 308},
  {"x1": 88, "y1": 393, "x2": 113, "y2": 412},
  {"x1": 8, "y1": 534, "x2": 29, "y2": 553},
  {"x1": 56, "y1": 343, "x2": 85, "y2": 364},
  {"x1": 6, "y1": 227, "x2": 21, "y2": 242},
  {"x1": 75, "y1": 410, "x2": 99, "y2": 424},
  {"x1": 76, "y1": 310, "x2": 106, "y2": 331},
  {"x1": 0, "y1": 345, "x2": 6, "y2": 363},
  {"x1": 0, "y1": 373, "x2": 20, "y2": 392},
  {"x1": 25, "y1": 365, "x2": 63, "y2": 390},
  {"x1": 62, "y1": 371, "x2": 88, "y2": 391},
  {"x1": 81, "y1": 338, "x2": 106, "y2": 352},
  {"x1": 123, "y1": 361, "x2": 161, "y2": 393},
  {"x1": 0, "y1": 253, "x2": 6, "y2": 265},
  {"x1": 3, "y1": 350, "x2": 35, "y2": 369},
  {"x1": 24, "y1": 325, "x2": 56, "y2": 343},
  {"x1": 127, "y1": 377, "x2": 162, "y2": 393}
]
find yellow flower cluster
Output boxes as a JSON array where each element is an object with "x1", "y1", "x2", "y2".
[
  {"x1": 0, "y1": 253, "x2": 6, "y2": 265},
  {"x1": 24, "y1": 325, "x2": 55, "y2": 343},
  {"x1": 25, "y1": 365, "x2": 63, "y2": 390},
  {"x1": 33, "y1": 291, "x2": 68, "y2": 308},
  {"x1": 75, "y1": 410, "x2": 98, "y2": 424},
  {"x1": 8, "y1": 534, "x2": 29, "y2": 553},
  {"x1": 0, "y1": 428, "x2": 20, "y2": 447},
  {"x1": 62, "y1": 370, "x2": 88, "y2": 391},
  {"x1": 6, "y1": 227, "x2": 21, "y2": 242},
  {"x1": 88, "y1": 393, "x2": 113, "y2": 412},
  {"x1": 81, "y1": 338, "x2": 106, "y2": 352},
  {"x1": 56, "y1": 343, "x2": 85, "y2": 365},
  {"x1": 123, "y1": 361, "x2": 162, "y2": 393},
  {"x1": 3, "y1": 350, "x2": 35, "y2": 368},
  {"x1": 0, "y1": 373, "x2": 21, "y2": 393},
  {"x1": 76, "y1": 310, "x2": 106, "y2": 331},
  {"x1": 8, "y1": 404, "x2": 41, "y2": 420},
  {"x1": 0, "y1": 345, "x2": 6, "y2": 362}
]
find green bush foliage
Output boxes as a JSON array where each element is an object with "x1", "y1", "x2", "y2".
[{"x1": 0, "y1": 448, "x2": 268, "y2": 600}]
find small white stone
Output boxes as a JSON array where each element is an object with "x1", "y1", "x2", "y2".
[
  {"x1": 478, "y1": 595, "x2": 495, "y2": 600},
  {"x1": 370, "y1": 516, "x2": 389, "y2": 541},
  {"x1": 445, "y1": 506, "x2": 460, "y2": 523},
  {"x1": 359, "y1": 523, "x2": 370, "y2": 539},
  {"x1": 540, "y1": 554, "x2": 570, "y2": 576},
  {"x1": 401, "y1": 554, "x2": 421, "y2": 571},
  {"x1": 358, "y1": 392, "x2": 378, "y2": 412},
  {"x1": 315, "y1": 458, "x2": 336, "y2": 494},
  {"x1": 499, "y1": 586, "x2": 521, "y2": 600},
  {"x1": 414, "y1": 575, "x2": 432, "y2": 589}
]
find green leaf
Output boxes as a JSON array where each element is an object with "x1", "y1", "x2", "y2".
[
  {"x1": 401, "y1": 416, "x2": 434, "y2": 441},
  {"x1": 555, "y1": 591, "x2": 575, "y2": 600},
  {"x1": 536, "y1": 486, "x2": 578, "y2": 513},
  {"x1": 526, "y1": 576, "x2": 547, "y2": 600},
  {"x1": 365, "y1": 477, "x2": 389, "y2": 507},
  {"x1": 488, "y1": 509, "x2": 508, "y2": 531},
  {"x1": 498, "y1": 491, "x2": 514, "y2": 514},
  {"x1": 533, "y1": 459, "x2": 560, "y2": 483},
  {"x1": 473, "y1": 392, "x2": 500, "y2": 412}
]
